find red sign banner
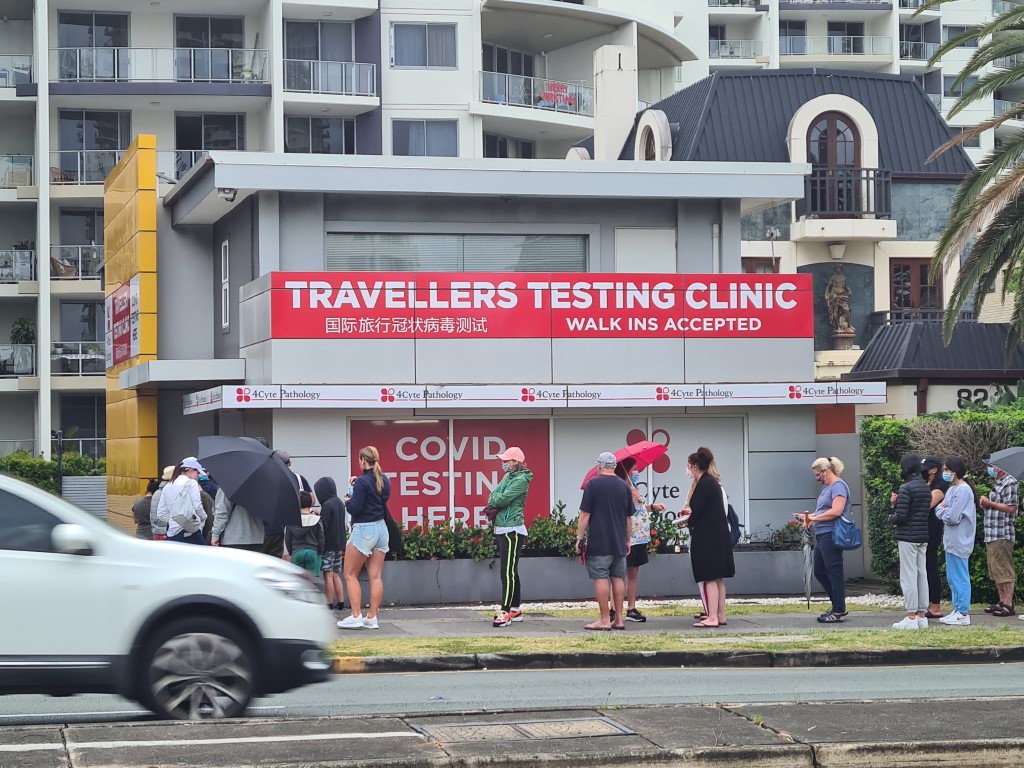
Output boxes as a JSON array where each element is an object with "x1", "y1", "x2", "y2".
[
  {"x1": 270, "y1": 272, "x2": 813, "y2": 340},
  {"x1": 349, "y1": 419, "x2": 551, "y2": 530},
  {"x1": 107, "y1": 282, "x2": 132, "y2": 367}
]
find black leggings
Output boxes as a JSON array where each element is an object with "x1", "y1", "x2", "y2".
[
  {"x1": 926, "y1": 515, "x2": 943, "y2": 605},
  {"x1": 497, "y1": 531, "x2": 525, "y2": 611}
]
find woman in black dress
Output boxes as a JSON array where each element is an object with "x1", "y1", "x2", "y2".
[{"x1": 680, "y1": 447, "x2": 735, "y2": 627}]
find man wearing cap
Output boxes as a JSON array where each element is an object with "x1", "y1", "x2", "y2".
[
  {"x1": 576, "y1": 451, "x2": 634, "y2": 631},
  {"x1": 155, "y1": 457, "x2": 209, "y2": 545},
  {"x1": 980, "y1": 457, "x2": 1020, "y2": 617},
  {"x1": 488, "y1": 447, "x2": 533, "y2": 627},
  {"x1": 149, "y1": 465, "x2": 175, "y2": 541}
]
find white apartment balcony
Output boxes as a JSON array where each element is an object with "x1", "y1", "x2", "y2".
[
  {"x1": 898, "y1": 40, "x2": 939, "y2": 72},
  {"x1": 0, "y1": 250, "x2": 35, "y2": 282},
  {"x1": 49, "y1": 150, "x2": 123, "y2": 187},
  {"x1": 0, "y1": 155, "x2": 33, "y2": 189},
  {"x1": 0, "y1": 439, "x2": 35, "y2": 457},
  {"x1": 899, "y1": 0, "x2": 939, "y2": 15},
  {"x1": 0, "y1": 344, "x2": 35, "y2": 377},
  {"x1": 707, "y1": 0, "x2": 758, "y2": 6},
  {"x1": 51, "y1": 342, "x2": 105, "y2": 378},
  {"x1": 282, "y1": 60, "x2": 379, "y2": 117},
  {"x1": 709, "y1": 39, "x2": 764, "y2": 61},
  {"x1": 50, "y1": 245, "x2": 103, "y2": 282},
  {"x1": 707, "y1": 0, "x2": 760, "y2": 22},
  {"x1": 779, "y1": 36, "x2": 893, "y2": 68},
  {"x1": 0, "y1": 54, "x2": 32, "y2": 88},
  {"x1": 994, "y1": 98, "x2": 1024, "y2": 136},
  {"x1": 993, "y1": 0, "x2": 1020, "y2": 14},
  {"x1": 994, "y1": 53, "x2": 1024, "y2": 69},
  {"x1": 473, "y1": 71, "x2": 595, "y2": 143},
  {"x1": 156, "y1": 150, "x2": 209, "y2": 182}
]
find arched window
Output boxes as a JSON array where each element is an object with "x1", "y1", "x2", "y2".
[
  {"x1": 642, "y1": 127, "x2": 656, "y2": 161},
  {"x1": 806, "y1": 112, "x2": 861, "y2": 216}
]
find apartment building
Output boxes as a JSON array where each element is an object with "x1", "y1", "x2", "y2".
[{"x1": 0, "y1": 0, "x2": 692, "y2": 459}]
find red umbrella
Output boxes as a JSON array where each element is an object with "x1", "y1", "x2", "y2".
[{"x1": 579, "y1": 440, "x2": 669, "y2": 489}]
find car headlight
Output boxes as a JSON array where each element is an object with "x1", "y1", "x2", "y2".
[{"x1": 254, "y1": 566, "x2": 323, "y2": 605}]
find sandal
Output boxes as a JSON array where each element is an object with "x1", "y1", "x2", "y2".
[
  {"x1": 693, "y1": 619, "x2": 720, "y2": 628},
  {"x1": 992, "y1": 604, "x2": 1016, "y2": 617},
  {"x1": 925, "y1": 610, "x2": 943, "y2": 619},
  {"x1": 985, "y1": 603, "x2": 1002, "y2": 614},
  {"x1": 817, "y1": 611, "x2": 845, "y2": 623},
  {"x1": 694, "y1": 611, "x2": 708, "y2": 620}
]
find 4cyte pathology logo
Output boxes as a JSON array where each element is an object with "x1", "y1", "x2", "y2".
[
  {"x1": 788, "y1": 385, "x2": 802, "y2": 400},
  {"x1": 521, "y1": 388, "x2": 537, "y2": 403},
  {"x1": 235, "y1": 387, "x2": 252, "y2": 403},
  {"x1": 380, "y1": 387, "x2": 397, "y2": 403},
  {"x1": 656, "y1": 387, "x2": 671, "y2": 402},
  {"x1": 625, "y1": 428, "x2": 672, "y2": 474}
]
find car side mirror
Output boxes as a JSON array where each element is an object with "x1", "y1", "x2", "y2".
[{"x1": 51, "y1": 523, "x2": 95, "y2": 556}]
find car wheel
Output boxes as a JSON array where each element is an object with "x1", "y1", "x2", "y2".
[{"x1": 140, "y1": 618, "x2": 256, "y2": 720}]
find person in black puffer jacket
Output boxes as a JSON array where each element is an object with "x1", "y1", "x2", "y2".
[
  {"x1": 889, "y1": 453, "x2": 935, "y2": 629},
  {"x1": 315, "y1": 476, "x2": 347, "y2": 612}
]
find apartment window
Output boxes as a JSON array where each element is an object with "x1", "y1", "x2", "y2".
[
  {"x1": 58, "y1": 209, "x2": 104, "y2": 278},
  {"x1": 709, "y1": 25, "x2": 726, "y2": 42},
  {"x1": 59, "y1": 394, "x2": 106, "y2": 452},
  {"x1": 57, "y1": 110, "x2": 131, "y2": 183},
  {"x1": 390, "y1": 23, "x2": 457, "y2": 68},
  {"x1": 779, "y1": 21, "x2": 806, "y2": 54},
  {"x1": 742, "y1": 258, "x2": 778, "y2": 274},
  {"x1": 286, "y1": 117, "x2": 356, "y2": 154},
  {"x1": 325, "y1": 233, "x2": 587, "y2": 272},
  {"x1": 57, "y1": 12, "x2": 130, "y2": 80},
  {"x1": 221, "y1": 239, "x2": 230, "y2": 330},
  {"x1": 943, "y1": 25, "x2": 979, "y2": 48},
  {"x1": 175, "y1": 16, "x2": 245, "y2": 81},
  {"x1": 174, "y1": 113, "x2": 245, "y2": 177},
  {"x1": 482, "y1": 44, "x2": 535, "y2": 77},
  {"x1": 953, "y1": 126, "x2": 981, "y2": 148},
  {"x1": 284, "y1": 21, "x2": 354, "y2": 91},
  {"x1": 484, "y1": 133, "x2": 534, "y2": 159},
  {"x1": 392, "y1": 119, "x2": 457, "y2": 157},
  {"x1": 944, "y1": 75, "x2": 978, "y2": 97}
]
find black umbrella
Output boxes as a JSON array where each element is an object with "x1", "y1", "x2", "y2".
[
  {"x1": 197, "y1": 436, "x2": 301, "y2": 528},
  {"x1": 986, "y1": 447, "x2": 1024, "y2": 481}
]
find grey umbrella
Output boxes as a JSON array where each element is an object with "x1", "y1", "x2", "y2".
[
  {"x1": 802, "y1": 516, "x2": 814, "y2": 609},
  {"x1": 986, "y1": 447, "x2": 1024, "y2": 480}
]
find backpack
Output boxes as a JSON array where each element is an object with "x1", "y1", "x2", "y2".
[
  {"x1": 169, "y1": 482, "x2": 202, "y2": 534},
  {"x1": 727, "y1": 504, "x2": 743, "y2": 547}
]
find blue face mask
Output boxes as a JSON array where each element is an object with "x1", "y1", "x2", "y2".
[
  {"x1": 987, "y1": 466, "x2": 997, "y2": 479},
  {"x1": 942, "y1": 471, "x2": 954, "y2": 482},
  {"x1": 501, "y1": 461, "x2": 511, "y2": 473},
  {"x1": 630, "y1": 471, "x2": 640, "y2": 484}
]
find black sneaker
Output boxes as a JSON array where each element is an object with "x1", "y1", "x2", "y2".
[{"x1": 625, "y1": 608, "x2": 646, "y2": 623}]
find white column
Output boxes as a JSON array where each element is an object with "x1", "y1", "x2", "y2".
[
  {"x1": 34, "y1": 0, "x2": 52, "y2": 458},
  {"x1": 270, "y1": 0, "x2": 284, "y2": 153}
]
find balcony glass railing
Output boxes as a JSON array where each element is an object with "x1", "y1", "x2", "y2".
[
  {"x1": 993, "y1": 0, "x2": 1022, "y2": 14},
  {"x1": 283, "y1": 60, "x2": 376, "y2": 95},
  {"x1": 51, "y1": 48, "x2": 269, "y2": 83},
  {"x1": 156, "y1": 149, "x2": 210, "y2": 181},
  {"x1": 709, "y1": 39, "x2": 763, "y2": 58},
  {"x1": 928, "y1": 92, "x2": 943, "y2": 109},
  {"x1": 51, "y1": 342, "x2": 105, "y2": 376},
  {"x1": 0, "y1": 54, "x2": 32, "y2": 86},
  {"x1": 0, "y1": 250, "x2": 35, "y2": 282},
  {"x1": 481, "y1": 71, "x2": 594, "y2": 117},
  {"x1": 50, "y1": 245, "x2": 103, "y2": 280},
  {"x1": 707, "y1": 0, "x2": 757, "y2": 6},
  {"x1": 899, "y1": 40, "x2": 939, "y2": 59},
  {"x1": 0, "y1": 439, "x2": 35, "y2": 457},
  {"x1": 796, "y1": 168, "x2": 892, "y2": 219},
  {"x1": 899, "y1": 0, "x2": 928, "y2": 7},
  {"x1": 779, "y1": 35, "x2": 893, "y2": 55},
  {"x1": 0, "y1": 344, "x2": 35, "y2": 376},
  {"x1": 55, "y1": 437, "x2": 106, "y2": 460},
  {"x1": 0, "y1": 155, "x2": 33, "y2": 187},
  {"x1": 994, "y1": 53, "x2": 1024, "y2": 69},
  {"x1": 995, "y1": 98, "x2": 1024, "y2": 118},
  {"x1": 50, "y1": 150, "x2": 124, "y2": 184}
]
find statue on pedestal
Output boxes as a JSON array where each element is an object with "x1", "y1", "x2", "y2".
[{"x1": 825, "y1": 264, "x2": 856, "y2": 350}]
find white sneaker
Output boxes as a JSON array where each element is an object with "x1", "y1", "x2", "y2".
[
  {"x1": 939, "y1": 611, "x2": 971, "y2": 626},
  {"x1": 892, "y1": 617, "x2": 919, "y2": 630},
  {"x1": 337, "y1": 614, "x2": 366, "y2": 630},
  {"x1": 917, "y1": 617, "x2": 929, "y2": 629},
  {"x1": 362, "y1": 616, "x2": 379, "y2": 630}
]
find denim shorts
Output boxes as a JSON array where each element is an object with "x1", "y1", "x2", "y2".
[{"x1": 351, "y1": 520, "x2": 389, "y2": 556}]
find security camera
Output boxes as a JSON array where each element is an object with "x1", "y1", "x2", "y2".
[{"x1": 218, "y1": 187, "x2": 237, "y2": 203}]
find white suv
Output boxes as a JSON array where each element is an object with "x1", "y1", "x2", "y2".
[{"x1": 0, "y1": 473, "x2": 335, "y2": 719}]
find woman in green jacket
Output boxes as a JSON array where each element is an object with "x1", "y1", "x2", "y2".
[{"x1": 488, "y1": 446, "x2": 534, "y2": 627}]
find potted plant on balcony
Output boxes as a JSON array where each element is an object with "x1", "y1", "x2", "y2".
[{"x1": 8, "y1": 317, "x2": 35, "y2": 375}]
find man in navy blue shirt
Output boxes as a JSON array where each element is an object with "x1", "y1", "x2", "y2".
[{"x1": 576, "y1": 451, "x2": 634, "y2": 631}]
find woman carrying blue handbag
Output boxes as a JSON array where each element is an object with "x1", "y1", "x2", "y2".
[{"x1": 796, "y1": 456, "x2": 854, "y2": 624}]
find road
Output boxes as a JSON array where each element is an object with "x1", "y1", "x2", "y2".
[{"x1": 4, "y1": 662, "x2": 1024, "y2": 725}]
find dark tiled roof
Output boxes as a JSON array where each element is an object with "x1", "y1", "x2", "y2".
[
  {"x1": 619, "y1": 69, "x2": 972, "y2": 176},
  {"x1": 844, "y1": 321, "x2": 1024, "y2": 381}
]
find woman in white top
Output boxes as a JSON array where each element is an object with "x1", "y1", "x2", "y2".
[{"x1": 156, "y1": 456, "x2": 209, "y2": 545}]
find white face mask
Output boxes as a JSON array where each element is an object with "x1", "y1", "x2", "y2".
[{"x1": 685, "y1": 468, "x2": 694, "y2": 481}]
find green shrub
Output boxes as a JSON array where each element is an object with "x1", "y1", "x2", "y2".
[{"x1": 0, "y1": 450, "x2": 106, "y2": 494}]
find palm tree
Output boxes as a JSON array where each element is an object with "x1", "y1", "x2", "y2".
[{"x1": 920, "y1": 1, "x2": 1024, "y2": 354}]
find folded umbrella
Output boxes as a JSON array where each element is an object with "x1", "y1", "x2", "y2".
[
  {"x1": 985, "y1": 447, "x2": 1024, "y2": 481},
  {"x1": 197, "y1": 435, "x2": 301, "y2": 528},
  {"x1": 579, "y1": 440, "x2": 669, "y2": 489}
]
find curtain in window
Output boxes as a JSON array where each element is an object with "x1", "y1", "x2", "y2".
[
  {"x1": 425, "y1": 121, "x2": 457, "y2": 156},
  {"x1": 427, "y1": 24, "x2": 456, "y2": 67},
  {"x1": 394, "y1": 24, "x2": 427, "y2": 67},
  {"x1": 321, "y1": 22, "x2": 353, "y2": 62},
  {"x1": 285, "y1": 21, "x2": 319, "y2": 60}
]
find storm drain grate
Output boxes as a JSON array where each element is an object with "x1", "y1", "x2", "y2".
[{"x1": 414, "y1": 717, "x2": 635, "y2": 744}]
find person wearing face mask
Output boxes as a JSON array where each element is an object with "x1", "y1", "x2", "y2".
[
  {"x1": 487, "y1": 447, "x2": 534, "y2": 628},
  {"x1": 934, "y1": 456, "x2": 976, "y2": 626},
  {"x1": 887, "y1": 454, "x2": 933, "y2": 629},
  {"x1": 614, "y1": 458, "x2": 666, "y2": 623},
  {"x1": 979, "y1": 456, "x2": 1019, "y2": 617},
  {"x1": 919, "y1": 456, "x2": 949, "y2": 619},
  {"x1": 798, "y1": 456, "x2": 851, "y2": 624}
]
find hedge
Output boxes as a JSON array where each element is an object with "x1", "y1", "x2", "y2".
[{"x1": 0, "y1": 450, "x2": 106, "y2": 494}]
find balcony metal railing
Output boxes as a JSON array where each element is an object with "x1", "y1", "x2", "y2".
[
  {"x1": 481, "y1": 71, "x2": 594, "y2": 117},
  {"x1": 50, "y1": 245, "x2": 103, "y2": 280},
  {"x1": 51, "y1": 342, "x2": 105, "y2": 376},
  {"x1": 55, "y1": 437, "x2": 106, "y2": 460},
  {"x1": 0, "y1": 155, "x2": 33, "y2": 187},
  {"x1": 283, "y1": 59, "x2": 376, "y2": 95},
  {"x1": 899, "y1": 40, "x2": 939, "y2": 59},
  {"x1": 0, "y1": 344, "x2": 35, "y2": 376},
  {"x1": 867, "y1": 309, "x2": 974, "y2": 341},
  {"x1": 0, "y1": 54, "x2": 32, "y2": 86},
  {"x1": 52, "y1": 47, "x2": 269, "y2": 83},
  {"x1": 0, "y1": 250, "x2": 35, "y2": 282},
  {"x1": 709, "y1": 39, "x2": 763, "y2": 58},
  {"x1": 156, "y1": 149, "x2": 210, "y2": 181},
  {"x1": 0, "y1": 439, "x2": 35, "y2": 457},
  {"x1": 50, "y1": 150, "x2": 125, "y2": 184},
  {"x1": 994, "y1": 53, "x2": 1024, "y2": 69},
  {"x1": 995, "y1": 98, "x2": 1024, "y2": 118},
  {"x1": 797, "y1": 168, "x2": 892, "y2": 219},
  {"x1": 779, "y1": 35, "x2": 893, "y2": 55}
]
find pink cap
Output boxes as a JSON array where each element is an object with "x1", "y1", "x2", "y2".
[{"x1": 498, "y1": 446, "x2": 525, "y2": 463}]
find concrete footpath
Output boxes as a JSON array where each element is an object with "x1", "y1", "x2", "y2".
[
  {"x1": 8, "y1": 698, "x2": 1024, "y2": 768},
  {"x1": 331, "y1": 602, "x2": 1024, "y2": 673}
]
